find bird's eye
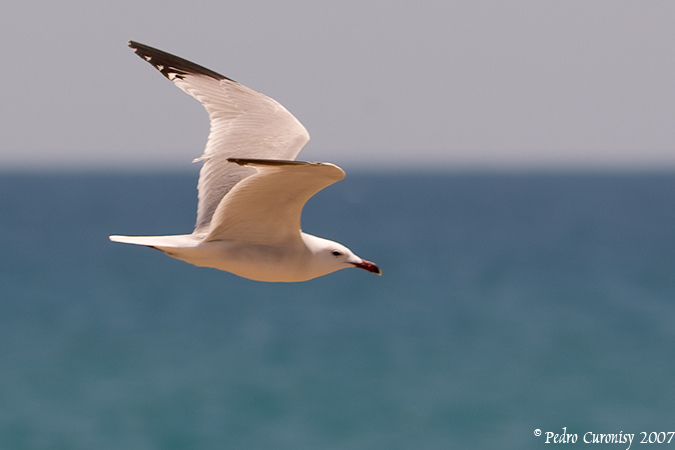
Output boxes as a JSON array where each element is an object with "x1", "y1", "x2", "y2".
[{"x1": 332, "y1": 250, "x2": 342, "y2": 257}]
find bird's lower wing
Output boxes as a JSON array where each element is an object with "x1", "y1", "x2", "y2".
[{"x1": 204, "y1": 159, "x2": 345, "y2": 245}]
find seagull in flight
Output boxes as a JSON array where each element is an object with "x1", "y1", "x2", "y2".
[{"x1": 110, "y1": 41, "x2": 381, "y2": 282}]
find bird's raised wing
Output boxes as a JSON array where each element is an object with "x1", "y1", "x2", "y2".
[
  {"x1": 204, "y1": 159, "x2": 345, "y2": 245},
  {"x1": 128, "y1": 42, "x2": 310, "y2": 234}
]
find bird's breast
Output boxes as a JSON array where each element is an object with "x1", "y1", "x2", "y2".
[{"x1": 173, "y1": 240, "x2": 312, "y2": 282}]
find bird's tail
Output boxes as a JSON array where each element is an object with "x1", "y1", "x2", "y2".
[{"x1": 109, "y1": 234, "x2": 197, "y2": 249}]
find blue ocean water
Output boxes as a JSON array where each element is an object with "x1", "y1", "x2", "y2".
[{"x1": 1, "y1": 171, "x2": 675, "y2": 449}]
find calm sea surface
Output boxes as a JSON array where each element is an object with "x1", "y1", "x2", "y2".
[{"x1": 1, "y1": 172, "x2": 675, "y2": 449}]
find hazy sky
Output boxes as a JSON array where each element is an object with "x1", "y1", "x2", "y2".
[{"x1": 2, "y1": 1, "x2": 675, "y2": 170}]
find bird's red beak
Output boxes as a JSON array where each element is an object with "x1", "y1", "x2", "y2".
[{"x1": 353, "y1": 259, "x2": 382, "y2": 275}]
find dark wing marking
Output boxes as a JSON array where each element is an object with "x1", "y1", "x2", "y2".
[
  {"x1": 128, "y1": 41, "x2": 233, "y2": 82},
  {"x1": 228, "y1": 158, "x2": 317, "y2": 167}
]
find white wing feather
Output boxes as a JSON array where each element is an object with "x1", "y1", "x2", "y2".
[
  {"x1": 205, "y1": 160, "x2": 345, "y2": 245},
  {"x1": 128, "y1": 42, "x2": 310, "y2": 234}
]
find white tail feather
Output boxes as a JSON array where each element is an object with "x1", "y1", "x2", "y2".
[{"x1": 109, "y1": 234, "x2": 198, "y2": 248}]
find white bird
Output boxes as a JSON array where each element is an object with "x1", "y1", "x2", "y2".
[{"x1": 110, "y1": 41, "x2": 381, "y2": 282}]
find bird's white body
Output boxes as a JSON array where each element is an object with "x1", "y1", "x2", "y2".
[
  {"x1": 110, "y1": 42, "x2": 380, "y2": 282},
  {"x1": 111, "y1": 233, "x2": 358, "y2": 282}
]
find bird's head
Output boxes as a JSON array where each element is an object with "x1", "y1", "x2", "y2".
[{"x1": 303, "y1": 235, "x2": 381, "y2": 278}]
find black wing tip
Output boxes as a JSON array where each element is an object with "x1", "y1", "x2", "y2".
[{"x1": 127, "y1": 40, "x2": 234, "y2": 82}]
